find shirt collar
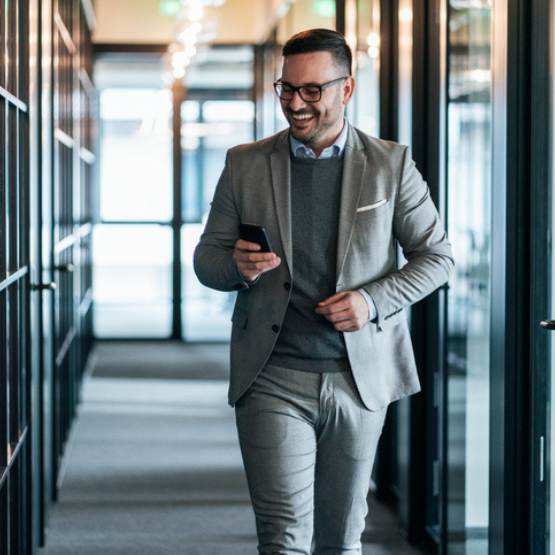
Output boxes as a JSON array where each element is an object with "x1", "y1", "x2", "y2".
[{"x1": 290, "y1": 118, "x2": 349, "y2": 159}]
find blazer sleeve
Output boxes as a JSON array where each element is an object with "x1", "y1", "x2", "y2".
[
  {"x1": 193, "y1": 152, "x2": 251, "y2": 292},
  {"x1": 363, "y1": 147, "x2": 454, "y2": 331}
]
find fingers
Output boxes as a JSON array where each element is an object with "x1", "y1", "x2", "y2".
[
  {"x1": 234, "y1": 239, "x2": 281, "y2": 282},
  {"x1": 315, "y1": 293, "x2": 350, "y2": 316},
  {"x1": 315, "y1": 291, "x2": 368, "y2": 332},
  {"x1": 316, "y1": 291, "x2": 347, "y2": 308},
  {"x1": 319, "y1": 308, "x2": 360, "y2": 331},
  {"x1": 235, "y1": 239, "x2": 262, "y2": 252}
]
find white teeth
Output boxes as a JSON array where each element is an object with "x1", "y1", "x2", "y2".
[{"x1": 292, "y1": 114, "x2": 314, "y2": 120}]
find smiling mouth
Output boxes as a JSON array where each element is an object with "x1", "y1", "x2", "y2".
[{"x1": 291, "y1": 113, "x2": 315, "y2": 121}]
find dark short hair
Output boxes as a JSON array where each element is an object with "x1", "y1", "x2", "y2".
[{"x1": 282, "y1": 29, "x2": 352, "y2": 76}]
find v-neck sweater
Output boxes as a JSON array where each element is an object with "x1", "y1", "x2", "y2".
[{"x1": 268, "y1": 153, "x2": 350, "y2": 373}]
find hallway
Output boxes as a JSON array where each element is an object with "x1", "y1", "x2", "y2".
[{"x1": 39, "y1": 342, "x2": 423, "y2": 554}]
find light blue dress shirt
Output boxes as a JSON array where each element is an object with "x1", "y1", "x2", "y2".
[
  {"x1": 290, "y1": 117, "x2": 349, "y2": 159},
  {"x1": 289, "y1": 120, "x2": 377, "y2": 322}
]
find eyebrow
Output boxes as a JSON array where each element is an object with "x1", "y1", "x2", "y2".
[{"x1": 279, "y1": 80, "x2": 321, "y2": 87}]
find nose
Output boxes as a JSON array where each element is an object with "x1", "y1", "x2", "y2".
[{"x1": 288, "y1": 89, "x2": 307, "y2": 111}]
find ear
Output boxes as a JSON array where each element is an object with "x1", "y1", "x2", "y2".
[{"x1": 342, "y1": 76, "x2": 355, "y2": 105}]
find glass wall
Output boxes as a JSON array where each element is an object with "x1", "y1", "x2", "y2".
[
  {"x1": 94, "y1": 83, "x2": 173, "y2": 337},
  {"x1": 94, "y1": 48, "x2": 254, "y2": 340},
  {"x1": 181, "y1": 99, "x2": 255, "y2": 341},
  {"x1": 94, "y1": 224, "x2": 173, "y2": 336},
  {"x1": 99, "y1": 88, "x2": 173, "y2": 222},
  {"x1": 445, "y1": 2, "x2": 492, "y2": 552},
  {"x1": 351, "y1": 0, "x2": 380, "y2": 136}
]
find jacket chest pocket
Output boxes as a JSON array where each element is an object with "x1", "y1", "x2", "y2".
[
  {"x1": 231, "y1": 305, "x2": 249, "y2": 330},
  {"x1": 354, "y1": 201, "x2": 392, "y2": 246},
  {"x1": 355, "y1": 199, "x2": 390, "y2": 222}
]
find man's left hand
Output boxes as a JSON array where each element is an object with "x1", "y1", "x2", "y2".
[{"x1": 315, "y1": 291, "x2": 369, "y2": 332}]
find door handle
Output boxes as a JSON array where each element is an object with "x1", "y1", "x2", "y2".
[
  {"x1": 32, "y1": 282, "x2": 57, "y2": 291},
  {"x1": 541, "y1": 320, "x2": 555, "y2": 330},
  {"x1": 54, "y1": 264, "x2": 74, "y2": 272}
]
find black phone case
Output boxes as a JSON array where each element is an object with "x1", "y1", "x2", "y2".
[{"x1": 238, "y1": 223, "x2": 273, "y2": 253}]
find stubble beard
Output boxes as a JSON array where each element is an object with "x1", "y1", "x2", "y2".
[
  {"x1": 286, "y1": 97, "x2": 342, "y2": 150},
  {"x1": 287, "y1": 109, "x2": 333, "y2": 149}
]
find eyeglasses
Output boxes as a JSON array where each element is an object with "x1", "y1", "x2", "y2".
[{"x1": 273, "y1": 76, "x2": 348, "y2": 102}]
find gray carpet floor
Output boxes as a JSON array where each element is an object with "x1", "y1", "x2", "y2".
[{"x1": 39, "y1": 341, "x2": 424, "y2": 554}]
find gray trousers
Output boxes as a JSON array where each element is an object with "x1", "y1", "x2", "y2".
[{"x1": 235, "y1": 364, "x2": 387, "y2": 555}]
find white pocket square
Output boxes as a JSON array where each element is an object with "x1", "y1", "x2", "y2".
[{"x1": 356, "y1": 199, "x2": 388, "y2": 213}]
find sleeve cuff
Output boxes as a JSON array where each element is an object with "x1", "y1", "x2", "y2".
[
  {"x1": 358, "y1": 288, "x2": 377, "y2": 322},
  {"x1": 236, "y1": 265, "x2": 260, "y2": 287}
]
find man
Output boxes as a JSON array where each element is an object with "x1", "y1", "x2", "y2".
[{"x1": 194, "y1": 28, "x2": 453, "y2": 554}]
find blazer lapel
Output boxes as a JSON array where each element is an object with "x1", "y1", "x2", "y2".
[
  {"x1": 269, "y1": 131, "x2": 293, "y2": 275},
  {"x1": 336, "y1": 127, "x2": 367, "y2": 282}
]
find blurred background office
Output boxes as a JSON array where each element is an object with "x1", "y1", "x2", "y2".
[{"x1": 0, "y1": 0, "x2": 553, "y2": 553}]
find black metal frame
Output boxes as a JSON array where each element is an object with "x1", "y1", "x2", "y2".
[
  {"x1": 378, "y1": 0, "x2": 398, "y2": 145},
  {"x1": 372, "y1": 0, "x2": 400, "y2": 514},
  {"x1": 172, "y1": 80, "x2": 185, "y2": 339},
  {"x1": 407, "y1": 0, "x2": 448, "y2": 550},
  {"x1": 488, "y1": 0, "x2": 546, "y2": 552},
  {"x1": 0, "y1": 0, "x2": 33, "y2": 550},
  {"x1": 528, "y1": 0, "x2": 551, "y2": 552}
]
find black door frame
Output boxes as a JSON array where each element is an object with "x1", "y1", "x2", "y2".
[
  {"x1": 529, "y1": 0, "x2": 552, "y2": 552},
  {"x1": 489, "y1": 0, "x2": 550, "y2": 552}
]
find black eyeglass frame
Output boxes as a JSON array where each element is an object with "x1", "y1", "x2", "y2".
[{"x1": 273, "y1": 76, "x2": 349, "y2": 102}]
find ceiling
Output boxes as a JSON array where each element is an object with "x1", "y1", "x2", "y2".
[{"x1": 91, "y1": 0, "x2": 287, "y2": 45}]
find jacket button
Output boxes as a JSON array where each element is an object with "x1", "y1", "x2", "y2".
[
  {"x1": 272, "y1": 325, "x2": 280, "y2": 333},
  {"x1": 284, "y1": 282, "x2": 291, "y2": 291}
]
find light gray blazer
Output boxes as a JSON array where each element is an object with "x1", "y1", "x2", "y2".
[{"x1": 194, "y1": 125, "x2": 454, "y2": 410}]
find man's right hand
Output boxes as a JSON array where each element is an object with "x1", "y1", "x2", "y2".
[{"x1": 233, "y1": 239, "x2": 281, "y2": 283}]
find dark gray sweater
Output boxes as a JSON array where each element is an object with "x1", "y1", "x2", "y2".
[{"x1": 268, "y1": 154, "x2": 350, "y2": 373}]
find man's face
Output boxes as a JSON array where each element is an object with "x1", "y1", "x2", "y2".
[{"x1": 279, "y1": 51, "x2": 355, "y2": 155}]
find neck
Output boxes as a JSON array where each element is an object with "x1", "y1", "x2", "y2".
[{"x1": 304, "y1": 121, "x2": 346, "y2": 159}]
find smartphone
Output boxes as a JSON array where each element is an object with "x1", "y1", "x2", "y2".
[{"x1": 238, "y1": 223, "x2": 273, "y2": 253}]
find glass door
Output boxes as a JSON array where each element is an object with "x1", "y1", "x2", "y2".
[
  {"x1": 444, "y1": 2, "x2": 492, "y2": 552},
  {"x1": 94, "y1": 85, "x2": 174, "y2": 338},
  {"x1": 93, "y1": 48, "x2": 255, "y2": 341}
]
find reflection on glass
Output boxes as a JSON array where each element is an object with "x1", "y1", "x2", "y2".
[
  {"x1": 446, "y1": 3, "x2": 491, "y2": 553},
  {"x1": 352, "y1": 0, "x2": 380, "y2": 136},
  {"x1": 93, "y1": 224, "x2": 172, "y2": 337},
  {"x1": 182, "y1": 100, "x2": 254, "y2": 341},
  {"x1": 100, "y1": 89, "x2": 173, "y2": 222}
]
